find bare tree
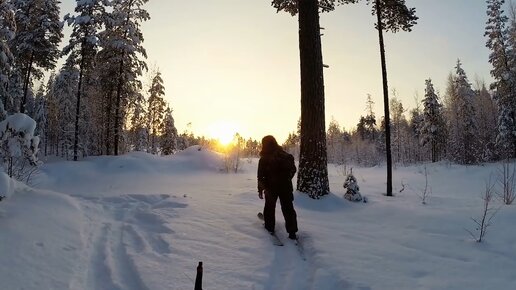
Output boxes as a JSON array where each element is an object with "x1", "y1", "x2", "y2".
[
  {"x1": 497, "y1": 161, "x2": 516, "y2": 205},
  {"x1": 466, "y1": 178, "x2": 499, "y2": 243},
  {"x1": 416, "y1": 165, "x2": 431, "y2": 204}
]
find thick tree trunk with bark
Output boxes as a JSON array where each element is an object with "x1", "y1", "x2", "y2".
[
  {"x1": 376, "y1": 0, "x2": 393, "y2": 196},
  {"x1": 20, "y1": 51, "x2": 35, "y2": 113},
  {"x1": 296, "y1": 0, "x2": 330, "y2": 198}
]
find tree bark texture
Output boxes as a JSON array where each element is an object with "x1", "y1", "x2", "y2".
[
  {"x1": 376, "y1": 0, "x2": 393, "y2": 196},
  {"x1": 296, "y1": 0, "x2": 330, "y2": 198}
]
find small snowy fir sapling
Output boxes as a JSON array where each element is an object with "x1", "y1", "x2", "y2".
[{"x1": 343, "y1": 169, "x2": 365, "y2": 202}]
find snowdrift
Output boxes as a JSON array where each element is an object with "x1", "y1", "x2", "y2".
[{"x1": 0, "y1": 181, "x2": 83, "y2": 289}]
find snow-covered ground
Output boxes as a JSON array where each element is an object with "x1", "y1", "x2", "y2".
[{"x1": 1, "y1": 146, "x2": 515, "y2": 290}]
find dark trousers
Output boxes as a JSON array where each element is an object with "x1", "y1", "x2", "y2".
[{"x1": 263, "y1": 190, "x2": 298, "y2": 234}]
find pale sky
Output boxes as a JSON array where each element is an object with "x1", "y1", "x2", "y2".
[{"x1": 60, "y1": 0, "x2": 494, "y2": 143}]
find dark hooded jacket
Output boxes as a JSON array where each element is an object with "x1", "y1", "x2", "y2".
[{"x1": 257, "y1": 146, "x2": 296, "y2": 194}]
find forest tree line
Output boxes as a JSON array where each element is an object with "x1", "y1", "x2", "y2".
[
  {"x1": 2, "y1": 0, "x2": 516, "y2": 180},
  {"x1": 0, "y1": 0, "x2": 182, "y2": 165}
]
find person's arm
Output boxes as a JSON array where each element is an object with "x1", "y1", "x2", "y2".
[
  {"x1": 257, "y1": 158, "x2": 267, "y2": 199},
  {"x1": 288, "y1": 154, "x2": 296, "y2": 179}
]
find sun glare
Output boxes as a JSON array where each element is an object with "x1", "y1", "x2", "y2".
[{"x1": 208, "y1": 121, "x2": 239, "y2": 146}]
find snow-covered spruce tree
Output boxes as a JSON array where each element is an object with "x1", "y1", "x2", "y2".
[
  {"x1": 160, "y1": 106, "x2": 177, "y2": 155},
  {"x1": 390, "y1": 97, "x2": 409, "y2": 165},
  {"x1": 407, "y1": 104, "x2": 424, "y2": 163},
  {"x1": 91, "y1": 47, "x2": 117, "y2": 155},
  {"x1": 343, "y1": 169, "x2": 363, "y2": 202},
  {"x1": 53, "y1": 60, "x2": 79, "y2": 159},
  {"x1": 63, "y1": 0, "x2": 106, "y2": 161},
  {"x1": 147, "y1": 70, "x2": 166, "y2": 154},
  {"x1": 0, "y1": 0, "x2": 16, "y2": 109},
  {"x1": 485, "y1": 0, "x2": 516, "y2": 158},
  {"x1": 446, "y1": 60, "x2": 479, "y2": 164},
  {"x1": 272, "y1": 0, "x2": 359, "y2": 198},
  {"x1": 354, "y1": 96, "x2": 380, "y2": 166},
  {"x1": 420, "y1": 79, "x2": 446, "y2": 162},
  {"x1": 129, "y1": 97, "x2": 147, "y2": 152},
  {"x1": 99, "y1": 0, "x2": 149, "y2": 156},
  {"x1": 42, "y1": 73, "x2": 54, "y2": 155},
  {"x1": 0, "y1": 113, "x2": 39, "y2": 180},
  {"x1": 10, "y1": 0, "x2": 63, "y2": 113},
  {"x1": 475, "y1": 83, "x2": 498, "y2": 161},
  {"x1": 327, "y1": 117, "x2": 342, "y2": 163},
  {"x1": 366, "y1": 0, "x2": 417, "y2": 196}
]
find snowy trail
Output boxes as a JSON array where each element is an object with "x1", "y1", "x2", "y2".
[
  {"x1": 26, "y1": 150, "x2": 370, "y2": 290},
  {"x1": 61, "y1": 181, "x2": 340, "y2": 290},
  {"x1": 7, "y1": 151, "x2": 514, "y2": 289},
  {"x1": 69, "y1": 194, "x2": 182, "y2": 290}
]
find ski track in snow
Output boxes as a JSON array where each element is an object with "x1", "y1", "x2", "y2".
[
  {"x1": 69, "y1": 190, "x2": 337, "y2": 290},
  {"x1": 73, "y1": 194, "x2": 181, "y2": 290}
]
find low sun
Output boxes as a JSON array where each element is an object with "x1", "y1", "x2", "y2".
[{"x1": 208, "y1": 121, "x2": 239, "y2": 146}]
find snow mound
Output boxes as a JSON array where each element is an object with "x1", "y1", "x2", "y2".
[
  {"x1": 0, "y1": 187, "x2": 83, "y2": 289},
  {"x1": 0, "y1": 172, "x2": 16, "y2": 198},
  {"x1": 170, "y1": 145, "x2": 223, "y2": 172},
  {"x1": 0, "y1": 113, "x2": 36, "y2": 139}
]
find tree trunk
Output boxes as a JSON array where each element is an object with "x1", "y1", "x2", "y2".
[
  {"x1": 296, "y1": 0, "x2": 330, "y2": 198},
  {"x1": 114, "y1": 55, "x2": 124, "y2": 156},
  {"x1": 376, "y1": 0, "x2": 393, "y2": 196},
  {"x1": 20, "y1": 51, "x2": 35, "y2": 113},
  {"x1": 74, "y1": 43, "x2": 86, "y2": 161},
  {"x1": 113, "y1": 1, "x2": 134, "y2": 156},
  {"x1": 105, "y1": 90, "x2": 113, "y2": 155}
]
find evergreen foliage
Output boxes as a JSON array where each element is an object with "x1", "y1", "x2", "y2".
[
  {"x1": 419, "y1": 79, "x2": 446, "y2": 162},
  {"x1": 10, "y1": 0, "x2": 63, "y2": 113}
]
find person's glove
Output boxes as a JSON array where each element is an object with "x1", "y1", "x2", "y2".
[{"x1": 258, "y1": 190, "x2": 264, "y2": 199}]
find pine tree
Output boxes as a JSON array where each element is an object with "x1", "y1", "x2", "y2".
[
  {"x1": 44, "y1": 72, "x2": 57, "y2": 155},
  {"x1": 327, "y1": 117, "x2": 342, "y2": 163},
  {"x1": 53, "y1": 60, "x2": 79, "y2": 159},
  {"x1": 63, "y1": 0, "x2": 106, "y2": 160},
  {"x1": 475, "y1": 83, "x2": 498, "y2": 160},
  {"x1": 447, "y1": 60, "x2": 479, "y2": 164},
  {"x1": 160, "y1": 106, "x2": 177, "y2": 155},
  {"x1": 390, "y1": 97, "x2": 407, "y2": 164},
  {"x1": 99, "y1": 0, "x2": 149, "y2": 155},
  {"x1": 367, "y1": 0, "x2": 417, "y2": 196},
  {"x1": 272, "y1": 0, "x2": 359, "y2": 198},
  {"x1": 0, "y1": 0, "x2": 15, "y2": 108},
  {"x1": 408, "y1": 106, "x2": 423, "y2": 163},
  {"x1": 10, "y1": 0, "x2": 63, "y2": 113},
  {"x1": 129, "y1": 98, "x2": 147, "y2": 151},
  {"x1": 485, "y1": 0, "x2": 516, "y2": 158},
  {"x1": 147, "y1": 70, "x2": 166, "y2": 154},
  {"x1": 33, "y1": 84, "x2": 46, "y2": 142},
  {"x1": 420, "y1": 79, "x2": 446, "y2": 162}
]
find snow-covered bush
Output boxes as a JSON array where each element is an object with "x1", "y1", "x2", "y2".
[
  {"x1": 343, "y1": 169, "x2": 363, "y2": 202},
  {"x1": 0, "y1": 113, "x2": 40, "y2": 181}
]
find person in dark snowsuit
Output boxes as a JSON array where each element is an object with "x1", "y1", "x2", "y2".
[{"x1": 257, "y1": 135, "x2": 298, "y2": 239}]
